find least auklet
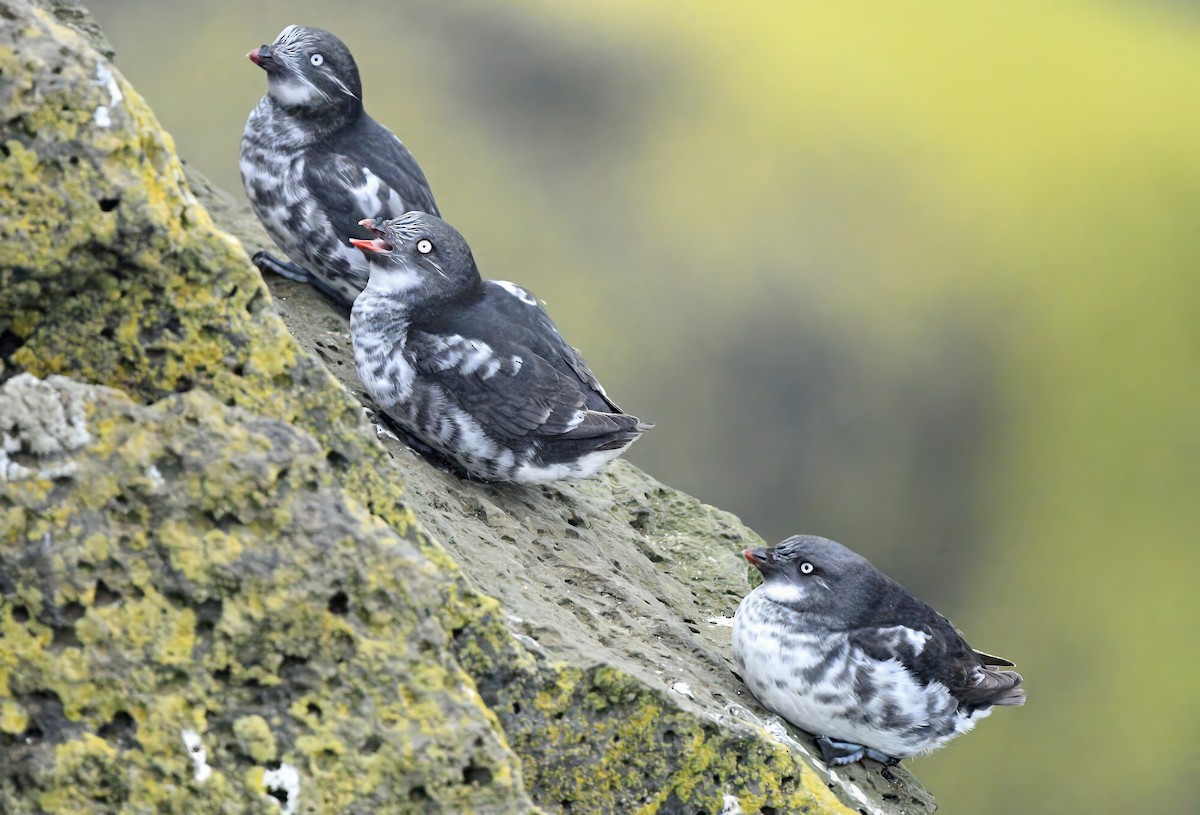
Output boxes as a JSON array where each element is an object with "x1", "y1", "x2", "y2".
[
  {"x1": 349, "y1": 212, "x2": 651, "y2": 483},
  {"x1": 733, "y1": 535, "x2": 1024, "y2": 766},
  {"x1": 240, "y1": 24, "x2": 439, "y2": 307}
]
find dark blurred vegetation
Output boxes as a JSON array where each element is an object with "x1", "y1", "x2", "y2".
[{"x1": 87, "y1": 1, "x2": 1200, "y2": 812}]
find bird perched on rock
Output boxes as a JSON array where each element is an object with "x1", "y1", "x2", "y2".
[
  {"x1": 348, "y1": 212, "x2": 650, "y2": 483},
  {"x1": 733, "y1": 535, "x2": 1024, "y2": 766},
  {"x1": 240, "y1": 24, "x2": 439, "y2": 307}
]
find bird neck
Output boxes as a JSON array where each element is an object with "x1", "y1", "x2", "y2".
[
  {"x1": 409, "y1": 283, "x2": 482, "y2": 323},
  {"x1": 263, "y1": 95, "x2": 360, "y2": 147},
  {"x1": 351, "y1": 289, "x2": 412, "y2": 333}
]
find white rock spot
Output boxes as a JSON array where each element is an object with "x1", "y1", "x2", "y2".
[
  {"x1": 180, "y1": 729, "x2": 211, "y2": 782},
  {"x1": 263, "y1": 764, "x2": 301, "y2": 815},
  {"x1": 670, "y1": 681, "x2": 695, "y2": 700},
  {"x1": 91, "y1": 62, "x2": 123, "y2": 129}
]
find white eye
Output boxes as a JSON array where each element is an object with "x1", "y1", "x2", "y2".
[
  {"x1": 416, "y1": 239, "x2": 433, "y2": 254},
  {"x1": 310, "y1": 53, "x2": 324, "y2": 67},
  {"x1": 799, "y1": 562, "x2": 814, "y2": 574}
]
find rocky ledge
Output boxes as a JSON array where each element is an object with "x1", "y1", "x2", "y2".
[{"x1": 0, "y1": 1, "x2": 935, "y2": 812}]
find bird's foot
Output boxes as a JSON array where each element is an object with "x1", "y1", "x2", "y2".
[
  {"x1": 816, "y1": 737, "x2": 902, "y2": 767},
  {"x1": 252, "y1": 251, "x2": 312, "y2": 283},
  {"x1": 817, "y1": 737, "x2": 867, "y2": 766},
  {"x1": 252, "y1": 251, "x2": 354, "y2": 312},
  {"x1": 865, "y1": 747, "x2": 902, "y2": 766}
]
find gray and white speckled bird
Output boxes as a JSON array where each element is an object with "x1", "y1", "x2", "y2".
[
  {"x1": 349, "y1": 212, "x2": 650, "y2": 483},
  {"x1": 240, "y1": 25, "x2": 439, "y2": 307},
  {"x1": 733, "y1": 535, "x2": 1024, "y2": 766}
]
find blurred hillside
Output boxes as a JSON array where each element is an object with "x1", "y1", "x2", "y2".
[{"x1": 86, "y1": 2, "x2": 1200, "y2": 813}]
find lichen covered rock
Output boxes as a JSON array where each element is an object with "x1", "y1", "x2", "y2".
[
  {"x1": 0, "y1": 1, "x2": 935, "y2": 812},
  {"x1": 205, "y1": 169, "x2": 938, "y2": 815},
  {"x1": 0, "y1": 374, "x2": 532, "y2": 813}
]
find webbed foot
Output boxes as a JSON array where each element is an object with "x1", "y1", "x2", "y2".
[
  {"x1": 816, "y1": 737, "x2": 901, "y2": 767},
  {"x1": 816, "y1": 736, "x2": 866, "y2": 766},
  {"x1": 252, "y1": 250, "x2": 311, "y2": 283},
  {"x1": 864, "y1": 747, "x2": 902, "y2": 766},
  {"x1": 252, "y1": 251, "x2": 354, "y2": 312}
]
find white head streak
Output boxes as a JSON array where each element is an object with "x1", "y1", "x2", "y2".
[
  {"x1": 276, "y1": 24, "x2": 303, "y2": 45},
  {"x1": 327, "y1": 72, "x2": 359, "y2": 100},
  {"x1": 267, "y1": 26, "x2": 336, "y2": 105}
]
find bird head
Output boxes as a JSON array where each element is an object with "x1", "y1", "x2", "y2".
[
  {"x1": 744, "y1": 535, "x2": 873, "y2": 607},
  {"x1": 249, "y1": 25, "x2": 363, "y2": 118},
  {"x1": 350, "y1": 212, "x2": 481, "y2": 299}
]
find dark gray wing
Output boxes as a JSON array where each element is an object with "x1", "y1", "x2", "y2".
[
  {"x1": 406, "y1": 330, "x2": 635, "y2": 442},
  {"x1": 847, "y1": 580, "x2": 1024, "y2": 710},
  {"x1": 478, "y1": 281, "x2": 623, "y2": 414},
  {"x1": 305, "y1": 114, "x2": 439, "y2": 247},
  {"x1": 847, "y1": 621, "x2": 1022, "y2": 709}
]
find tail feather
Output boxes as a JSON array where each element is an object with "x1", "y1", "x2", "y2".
[
  {"x1": 593, "y1": 417, "x2": 652, "y2": 451},
  {"x1": 981, "y1": 668, "x2": 1025, "y2": 706},
  {"x1": 960, "y1": 666, "x2": 1025, "y2": 709},
  {"x1": 993, "y1": 684, "x2": 1027, "y2": 706},
  {"x1": 974, "y1": 649, "x2": 1016, "y2": 667},
  {"x1": 566, "y1": 411, "x2": 651, "y2": 444}
]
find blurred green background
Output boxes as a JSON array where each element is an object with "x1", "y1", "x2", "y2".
[{"x1": 86, "y1": 1, "x2": 1200, "y2": 812}]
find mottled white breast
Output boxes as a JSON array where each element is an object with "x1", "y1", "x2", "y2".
[
  {"x1": 241, "y1": 99, "x2": 372, "y2": 298},
  {"x1": 350, "y1": 295, "x2": 416, "y2": 410},
  {"x1": 733, "y1": 591, "x2": 862, "y2": 745}
]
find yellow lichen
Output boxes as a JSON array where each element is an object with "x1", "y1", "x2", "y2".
[
  {"x1": 232, "y1": 715, "x2": 277, "y2": 764},
  {"x1": 0, "y1": 700, "x2": 28, "y2": 734}
]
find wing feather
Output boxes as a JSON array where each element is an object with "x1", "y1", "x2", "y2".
[
  {"x1": 304, "y1": 115, "x2": 439, "y2": 248},
  {"x1": 844, "y1": 577, "x2": 1025, "y2": 710},
  {"x1": 405, "y1": 330, "x2": 635, "y2": 442}
]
